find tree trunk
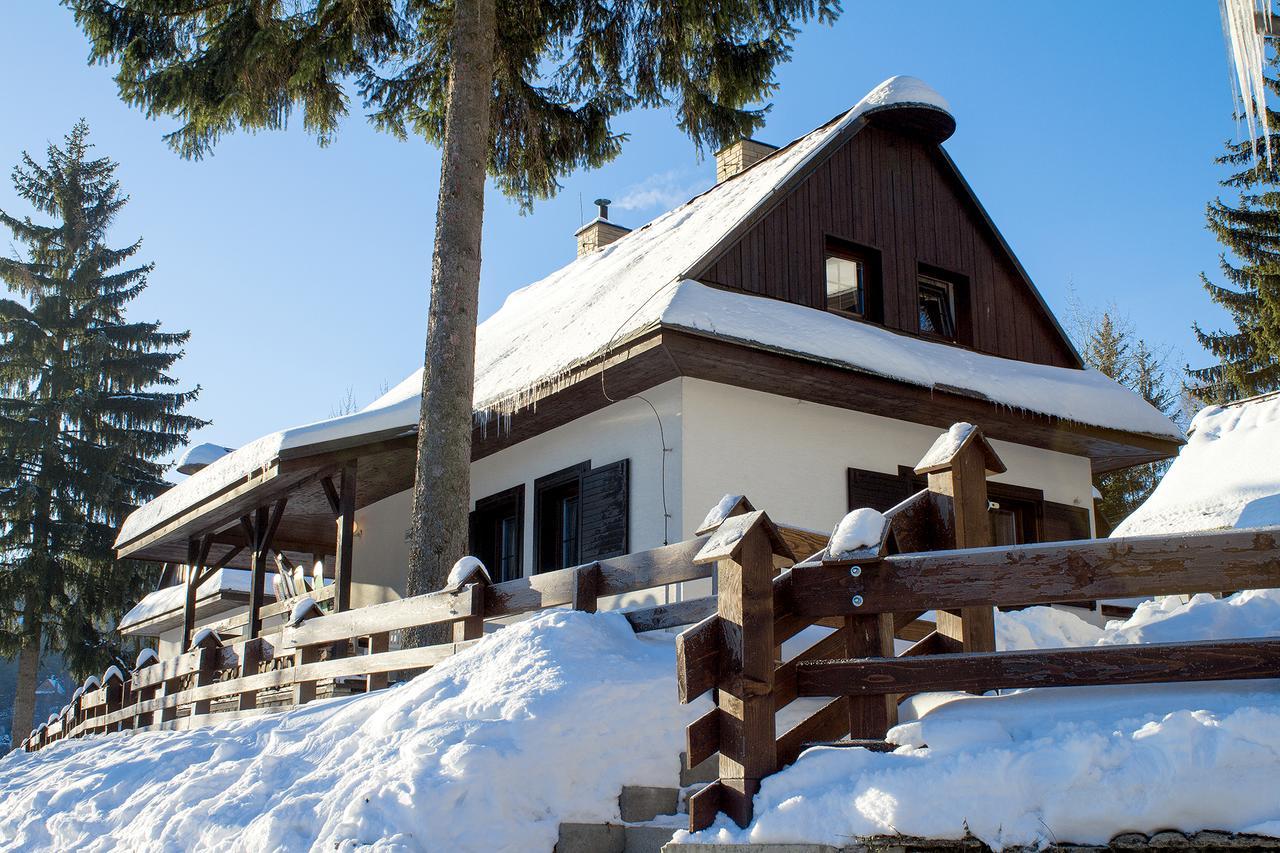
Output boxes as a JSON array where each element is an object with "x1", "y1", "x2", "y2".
[
  {"x1": 9, "y1": 619, "x2": 41, "y2": 752},
  {"x1": 404, "y1": 0, "x2": 497, "y2": 644}
]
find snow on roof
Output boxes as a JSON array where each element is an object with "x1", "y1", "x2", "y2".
[
  {"x1": 116, "y1": 75, "x2": 1178, "y2": 548},
  {"x1": 1113, "y1": 392, "x2": 1280, "y2": 537},
  {"x1": 116, "y1": 569, "x2": 257, "y2": 633},
  {"x1": 661, "y1": 282, "x2": 1182, "y2": 441},
  {"x1": 175, "y1": 442, "x2": 235, "y2": 475}
]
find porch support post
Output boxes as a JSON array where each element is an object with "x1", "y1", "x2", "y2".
[
  {"x1": 335, "y1": 462, "x2": 357, "y2": 613},
  {"x1": 182, "y1": 536, "x2": 213, "y2": 651},
  {"x1": 247, "y1": 498, "x2": 288, "y2": 640}
]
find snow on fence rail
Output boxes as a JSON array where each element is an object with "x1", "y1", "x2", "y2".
[
  {"x1": 676, "y1": 424, "x2": 1280, "y2": 831},
  {"x1": 24, "y1": 522, "x2": 828, "y2": 752}
]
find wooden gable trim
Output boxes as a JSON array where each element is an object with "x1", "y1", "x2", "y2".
[
  {"x1": 934, "y1": 148, "x2": 1083, "y2": 368},
  {"x1": 682, "y1": 113, "x2": 869, "y2": 284}
]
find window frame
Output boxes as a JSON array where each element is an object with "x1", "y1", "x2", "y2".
[
  {"x1": 533, "y1": 461, "x2": 590, "y2": 574},
  {"x1": 916, "y1": 263, "x2": 973, "y2": 346},
  {"x1": 470, "y1": 484, "x2": 525, "y2": 583},
  {"x1": 823, "y1": 237, "x2": 883, "y2": 323}
]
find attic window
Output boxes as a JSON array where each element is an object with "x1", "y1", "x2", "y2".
[
  {"x1": 825, "y1": 239, "x2": 880, "y2": 320},
  {"x1": 917, "y1": 275, "x2": 957, "y2": 340},
  {"x1": 825, "y1": 252, "x2": 864, "y2": 316}
]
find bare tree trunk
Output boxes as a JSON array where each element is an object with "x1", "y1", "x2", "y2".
[
  {"x1": 405, "y1": 0, "x2": 497, "y2": 644},
  {"x1": 9, "y1": 618, "x2": 40, "y2": 751}
]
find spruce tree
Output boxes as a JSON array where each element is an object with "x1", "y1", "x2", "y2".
[
  {"x1": 66, "y1": 0, "x2": 840, "y2": 627},
  {"x1": 0, "y1": 122, "x2": 206, "y2": 747},
  {"x1": 1189, "y1": 54, "x2": 1280, "y2": 402},
  {"x1": 1079, "y1": 312, "x2": 1181, "y2": 526}
]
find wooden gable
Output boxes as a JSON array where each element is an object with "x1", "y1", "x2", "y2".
[{"x1": 696, "y1": 120, "x2": 1081, "y2": 369}]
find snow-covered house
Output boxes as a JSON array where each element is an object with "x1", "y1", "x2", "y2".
[
  {"x1": 1114, "y1": 390, "x2": 1280, "y2": 537},
  {"x1": 115, "y1": 76, "x2": 1183, "y2": 655}
]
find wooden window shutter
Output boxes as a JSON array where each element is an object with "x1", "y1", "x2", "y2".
[
  {"x1": 579, "y1": 459, "x2": 630, "y2": 562},
  {"x1": 847, "y1": 467, "x2": 911, "y2": 513},
  {"x1": 1041, "y1": 500, "x2": 1091, "y2": 542}
]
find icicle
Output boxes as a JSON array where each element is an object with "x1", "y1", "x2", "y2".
[{"x1": 1220, "y1": 0, "x2": 1273, "y2": 166}]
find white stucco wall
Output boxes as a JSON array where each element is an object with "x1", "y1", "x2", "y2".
[
  {"x1": 347, "y1": 378, "x2": 685, "y2": 603},
  {"x1": 679, "y1": 378, "x2": 1095, "y2": 541}
]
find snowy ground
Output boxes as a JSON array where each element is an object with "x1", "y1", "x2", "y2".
[
  {"x1": 4, "y1": 595, "x2": 1278, "y2": 852},
  {"x1": 0, "y1": 612, "x2": 706, "y2": 853},
  {"x1": 683, "y1": 591, "x2": 1280, "y2": 850}
]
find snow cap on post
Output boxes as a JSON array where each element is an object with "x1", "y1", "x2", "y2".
[
  {"x1": 135, "y1": 647, "x2": 160, "y2": 671},
  {"x1": 914, "y1": 422, "x2": 1006, "y2": 476},
  {"x1": 102, "y1": 665, "x2": 125, "y2": 686},
  {"x1": 188, "y1": 626, "x2": 222, "y2": 651},
  {"x1": 696, "y1": 494, "x2": 756, "y2": 536},
  {"x1": 694, "y1": 509, "x2": 793, "y2": 565},
  {"x1": 824, "y1": 507, "x2": 891, "y2": 562},
  {"x1": 289, "y1": 595, "x2": 323, "y2": 626},
  {"x1": 443, "y1": 556, "x2": 491, "y2": 593}
]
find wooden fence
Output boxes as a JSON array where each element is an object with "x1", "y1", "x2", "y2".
[
  {"x1": 24, "y1": 521, "x2": 827, "y2": 752},
  {"x1": 676, "y1": 425, "x2": 1280, "y2": 831}
]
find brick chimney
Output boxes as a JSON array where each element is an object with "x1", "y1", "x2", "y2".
[
  {"x1": 714, "y1": 138, "x2": 777, "y2": 182},
  {"x1": 575, "y1": 198, "x2": 631, "y2": 257}
]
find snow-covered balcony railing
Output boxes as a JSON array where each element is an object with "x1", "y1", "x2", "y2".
[
  {"x1": 23, "y1": 521, "x2": 827, "y2": 752},
  {"x1": 677, "y1": 423, "x2": 1280, "y2": 831}
]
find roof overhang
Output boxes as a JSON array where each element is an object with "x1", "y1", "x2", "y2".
[
  {"x1": 117, "y1": 581, "x2": 274, "y2": 637},
  {"x1": 118, "y1": 325, "x2": 1179, "y2": 564}
]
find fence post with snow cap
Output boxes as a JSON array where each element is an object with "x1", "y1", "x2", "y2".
[
  {"x1": 914, "y1": 422, "x2": 1002, "y2": 653},
  {"x1": 681, "y1": 506, "x2": 794, "y2": 829},
  {"x1": 189, "y1": 630, "x2": 223, "y2": 717}
]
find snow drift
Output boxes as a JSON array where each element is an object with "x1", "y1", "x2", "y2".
[
  {"x1": 0, "y1": 612, "x2": 704, "y2": 853},
  {"x1": 686, "y1": 592, "x2": 1280, "y2": 850}
]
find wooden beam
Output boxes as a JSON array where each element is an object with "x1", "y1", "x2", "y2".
[
  {"x1": 797, "y1": 638, "x2": 1280, "y2": 697},
  {"x1": 844, "y1": 611, "x2": 896, "y2": 738},
  {"x1": 676, "y1": 614, "x2": 721, "y2": 704},
  {"x1": 787, "y1": 527, "x2": 1280, "y2": 616},
  {"x1": 285, "y1": 583, "x2": 483, "y2": 647},
  {"x1": 320, "y1": 476, "x2": 340, "y2": 515},
  {"x1": 335, "y1": 462, "x2": 356, "y2": 613}
]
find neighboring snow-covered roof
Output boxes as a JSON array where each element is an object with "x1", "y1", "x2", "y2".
[
  {"x1": 116, "y1": 569, "x2": 258, "y2": 633},
  {"x1": 1113, "y1": 392, "x2": 1280, "y2": 537},
  {"x1": 176, "y1": 442, "x2": 235, "y2": 475},
  {"x1": 116, "y1": 75, "x2": 1180, "y2": 549}
]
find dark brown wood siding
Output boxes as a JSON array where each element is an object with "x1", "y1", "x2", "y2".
[{"x1": 700, "y1": 123, "x2": 1079, "y2": 368}]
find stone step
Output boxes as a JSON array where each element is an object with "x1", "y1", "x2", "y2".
[
  {"x1": 680, "y1": 751, "x2": 718, "y2": 787},
  {"x1": 555, "y1": 821, "x2": 680, "y2": 853},
  {"x1": 620, "y1": 786, "x2": 682, "y2": 823}
]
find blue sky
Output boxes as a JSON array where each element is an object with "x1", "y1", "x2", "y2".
[{"x1": 0, "y1": 2, "x2": 1239, "y2": 458}]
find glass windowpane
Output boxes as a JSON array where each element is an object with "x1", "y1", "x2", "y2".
[{"x1": 826, "y1": 255, "x2": 864, "y2": 315}]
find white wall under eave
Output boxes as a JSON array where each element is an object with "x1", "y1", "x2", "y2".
[
  {"x1": 679, "y1": 378, "x2": 1095, "y2": 544},
  {"x1": 348, "y1": 378, "x2": 685, "y2": 606}
]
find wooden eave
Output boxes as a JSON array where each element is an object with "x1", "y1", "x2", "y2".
[
  {"x1": 117, "y1": 586, "x2": 268, "y2": 638},
  {"x1": 681, "y1": 110, "x2": 1084, "y2": 370},
  {"x1": 118, "y1": 322, "x2": 1177, "y2": 565}
]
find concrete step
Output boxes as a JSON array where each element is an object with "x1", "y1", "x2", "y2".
[
  {"x1": 555, "y1": 821, "x2": 680, "y2": 853},
  {"x1": 680, "y1": 751, "x2": 718, "y2": 787},
  {"x1": 620, "y1": 786, "x2": 682, "y2": 823}
]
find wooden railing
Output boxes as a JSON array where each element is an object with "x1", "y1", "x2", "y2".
[
  {"x1": 675, "y1": 426, "x2": 1280, "y2": 831},
  {"x1": 24, "y1": 522, "x2": 826, "y2": 752}
]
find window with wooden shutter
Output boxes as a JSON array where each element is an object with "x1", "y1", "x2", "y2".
[
  {"x1": 579, "y1": 459, "x2": 630, "y2": 562},
  {"x1": 469, "y1": 485, "x2": 524, "y2": 583},
  {"x1": 847, "y1": 467, "x2": 912, "y2": 513},
  {"x1": 1042, "y1": 501, "x2": 1091, "y2": 541}
]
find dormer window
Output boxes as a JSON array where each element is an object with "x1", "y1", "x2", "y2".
[
  {"x1": 824, "y1": 238, "x2": 881, "y2": 320},
  {"x1": 826, "y1": 250, "x2": 865, "y2": 316},
  {"x1": 917, "y1": 275, "x2": 957, "y2": 340}
]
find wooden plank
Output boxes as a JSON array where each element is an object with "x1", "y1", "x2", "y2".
[
  {"x1": 772, "y1": 629, "x2": 848, "y2": 709},
  {"x1": 100, "y1": 641, "x2": 480, "y2": 728},
  {"x1": 203, "y1": 584, "x2": 336, "y2": 636},
  {"x1": 776, "y1": 697, "x2": 847, "y2": 769},
  {"x1": 285, "y1": 585, "x2": 481, "y2": 647},
  {"x1": 485, "y1": 537, "x2": 709, "y2": 617},
  {"x1": 687, "y1": 781, "x2": 723, "y2": 833},
  {"x1": 686, "y1": 707, "x2": 720, "y2": 768},
  {"x1": 788, "y1": 527, "x2": 1280, "y2": 616},
  {"x1": 676, "y1": 614, "x2": 721, "y2": 704},
  {"x1": 715, "y1": 524, "x2": 776, "y2": 829},
  {"x1": 335, "y1": 462, "x2": 356, "y2": 612},
  {"x1": 621, "y1": 596, "x2": 715, "y2": 634},
  {"x1": 132, "y1": 647, "x2": 206, "y2": 689},
  {"x1": 845, "y1": 612, "x2": 896, "y2": 738},
  {"x1": 572, "y1": 563, "x2": 600, "y2": 613},
  {"x1": 797, "y1": 638, "x2": 1280, "y2": 697}
]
